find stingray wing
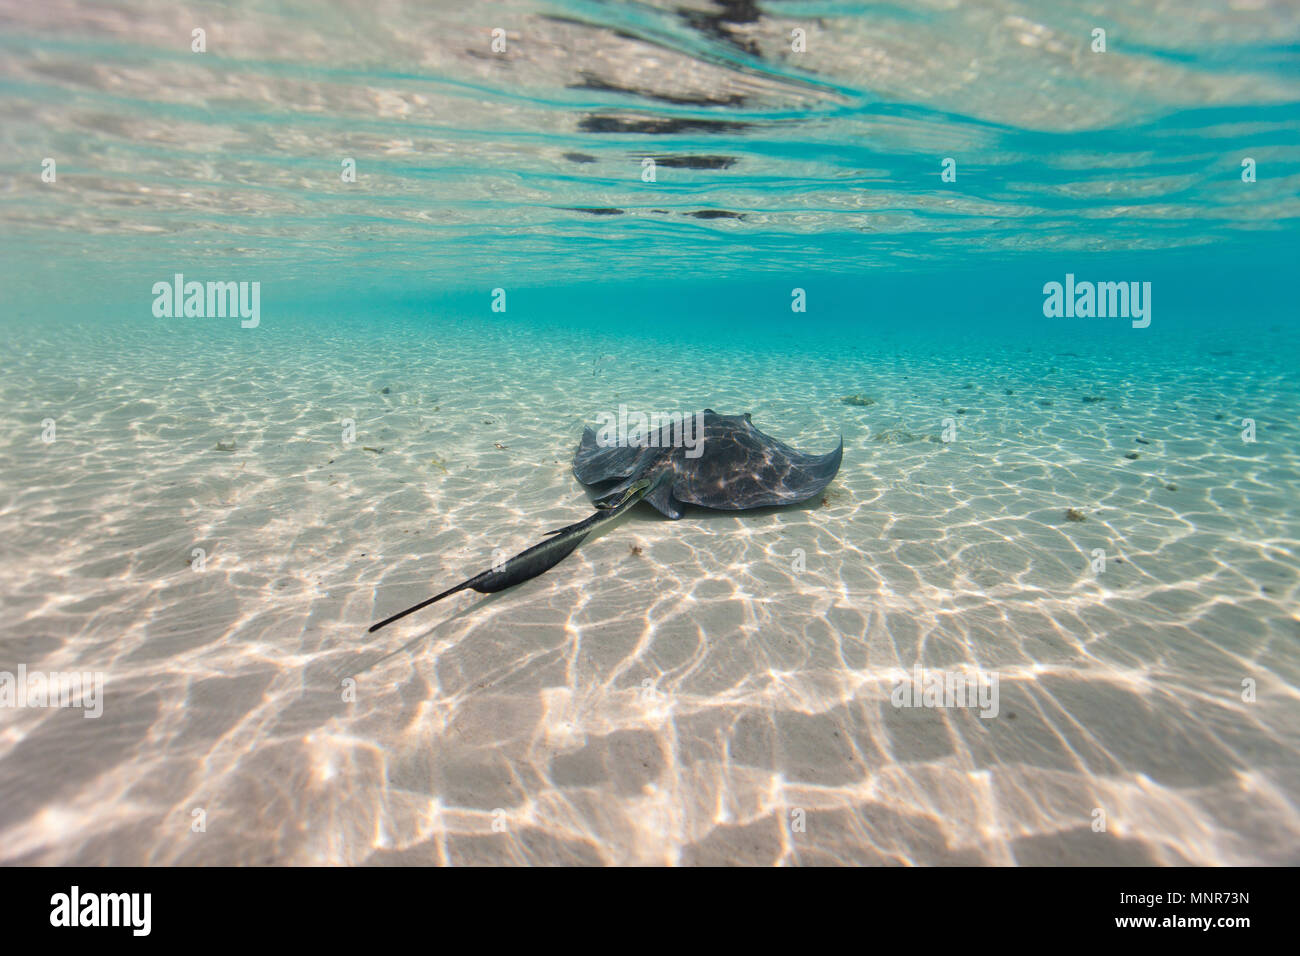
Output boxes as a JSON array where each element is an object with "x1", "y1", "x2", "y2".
[
  {"x1": 671, "y1": 414, "x2": 843, "y2": 511},
  {"x1": 572, "y1": 425, "x2": 644, "y2": 484}
]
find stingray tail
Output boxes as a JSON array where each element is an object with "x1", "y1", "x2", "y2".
[
  {"x1": 367, "y1": 580, "x2": 475, "y2": 633},
  {"x1": 367, "y1": 472, "x2": 664, "y2": 633}
]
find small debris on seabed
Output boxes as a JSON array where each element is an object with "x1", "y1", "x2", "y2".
[
  {"x1": 1066, "y1": 508, "x2": 1086, "y2": 522},
  {"x1": 872, "y1": 429, "x2": 919, "y2": 444},
  {"x1": 841, "y1": 394, "x2": 876, "y2": 406},
  {"x1": 494, "y1": 441, "x2": 508, "y2": 450},
  {"x1": 1165, "y1": 483, "x2": 1178, "y2": 491},
  {"x1": 1124, "y1": 452, "x2": 1140, "y2": 460},
  {"x1": 1135, "y1": 437, "x2": 1150, "y2": 445},
  {"x1": 362, "y1": 446, "x2": 384, "y2": 454},
  {"x1": 1081, "y1": 395, "x2": 1104, "y2": 403},
  {"x1": 629, "y1": 544, "x2": 643, "y2": 556},
  {"x1": 214, "y1": 439, "x2": 236, "y2": 452}
]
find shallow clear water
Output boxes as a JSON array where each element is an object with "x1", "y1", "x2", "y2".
[{"x1": 1, "y1": 1, "x2": 1298, "y2": 865}]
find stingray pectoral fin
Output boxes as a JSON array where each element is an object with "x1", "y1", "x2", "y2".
[{"x1": 367, "y1": 474, "x2": 661, "y2": 633}]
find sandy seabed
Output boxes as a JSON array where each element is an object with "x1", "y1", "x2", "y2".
[{"x1": 1, "y1": 315, "x2": 1297, "y2": 865}]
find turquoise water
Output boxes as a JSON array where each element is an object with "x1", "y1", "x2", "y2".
[{"x1": 1, "y1": 1, "x2": 1298, "y2": 865}]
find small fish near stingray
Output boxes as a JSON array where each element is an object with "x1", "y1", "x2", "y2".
[{"x1": 368, "y1": 410, "x2": 843, "y2": 632}]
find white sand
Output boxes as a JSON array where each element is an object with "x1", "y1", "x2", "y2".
[{"x1": 0, "y1": 314, "x2": 1297, "y2": 865}]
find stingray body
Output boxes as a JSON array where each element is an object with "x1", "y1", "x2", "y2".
[
  {"x1": 368, "y1": 410, "x2": 842, "y2": 632},
  {"x1": 575, "y1": 410, "x2": 843, "y2": 519}
]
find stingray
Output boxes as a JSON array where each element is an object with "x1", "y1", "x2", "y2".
[{"x1": 368, "y1": 410, "x2": 843, "y2": 632}]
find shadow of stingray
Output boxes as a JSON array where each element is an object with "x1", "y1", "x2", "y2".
[{"x1": 579, "y1": 485, "x2": 833, "y2": 524}]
